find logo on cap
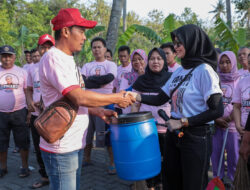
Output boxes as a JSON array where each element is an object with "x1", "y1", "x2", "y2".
[
  {"x1": 4, "y1": 47, "x2": 9, "y2": 52},
  {"x1": 44, "y1": 35, "x2": 52, "y2": 40}
]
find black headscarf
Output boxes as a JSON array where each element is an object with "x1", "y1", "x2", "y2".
[
  {"x1": 132, "y1": 48, "x2": 172, "y2": 93},
  {"x1": 171, "y1": 24, "x2": 217, "y2": 71}
]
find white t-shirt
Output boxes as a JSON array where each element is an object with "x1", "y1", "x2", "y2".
[
  {"x1": 39, "y1": 47, "x2": 88, "y2": 153},
  {"x1": 81, "y1": 60, "x2": 117, "y2": 94},
  {"x1": 114, "y1": 63, "x2": 132, "y2": 92},
  {"x1": 0, "y1": 65, "x2": 27, "y2": 112},
  {"x1": 27, "y1": 63, "x2": 41, "y2": 116},
  {"x1": 162, "y1": 64, "x2": 222, "y2": 124}
]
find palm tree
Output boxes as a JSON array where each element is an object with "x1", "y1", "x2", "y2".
[
  {"x1": 123, "y1": 0, "x2": 127, "y2": 32},
  {"x1": 233, "y1": 0, "x2": 250, "y2": 28},
  {"x1": 226, "y1": 0, "x2": 232, "y2": 29},
  {"x1": 106, "y1": 0, "x2": 124, "y2": 54},
  {"x1": 209, "y1": 0, "x2": 226, "y2": 19}
]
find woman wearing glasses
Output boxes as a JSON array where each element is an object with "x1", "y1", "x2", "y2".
[{"x1": 130, "y1": 24, "x2": 224, "y2": 190}]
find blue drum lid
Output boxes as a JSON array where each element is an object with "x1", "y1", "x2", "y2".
[{"x1": 116, "y1": 111, "x2": 153, "y2": 124}]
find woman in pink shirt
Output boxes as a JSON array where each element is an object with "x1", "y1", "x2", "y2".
[
  {"x1": 122, "y1": 49, "x2": 147, "y2": 114},
  {"x1": 211, "y1": 51, "x2": 240, "y2": 184},
  {"x1": 131, "y1": 47, "x2": 172, "y2": 190}
]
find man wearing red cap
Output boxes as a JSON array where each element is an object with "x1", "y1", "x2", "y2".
[
  {"x1": 26, "y1": 34, "x2": 55, "y2": 189},
  {"x1": 38, "y1": 8, "x2": 135, "y2": 190}
]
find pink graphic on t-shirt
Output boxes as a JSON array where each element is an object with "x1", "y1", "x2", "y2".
[
  {"x1": 81, "y1": 60, "x2": 117, "y2": 94},
  {"x1": 242, "y1": 87, "x2": 250, "y2": 109},
  {"x1": 0, "y1": 74, "x2": 19, "y2": 92},
  {"x1": 172, "y1": 90, "x2": 178, "y2": 113},
  {"x1": 95, "y1": 67, "x2": 101, "y2": 76},
  {"x1": 0, "y1": 65, "x2": 27, "y2": 112},
  {"x1": 221, "y1": 84, "x2": 233, "y2": 108}
]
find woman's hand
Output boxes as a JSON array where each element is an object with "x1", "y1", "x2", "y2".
[
  {"x1": 215, "y1": 118, "x2": 228, "y2": 128},
  {"x1": 166, "y1": 119, "x2": 182, "y2": 132},
  {"x1": 125, "y1": 91, "x2": 142, "y2": 102},
  {"x1": 116, "y1": 91, "x2": 136, "y2": 108}
]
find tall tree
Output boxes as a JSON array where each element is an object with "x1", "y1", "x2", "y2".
[
  {"x1": 232, "y1": 0, "x2": 250, "y2": 28},
  {"x1": 209, "y1": 0, "x2": 226, "y2": 19},
  {"x1": 226, "y1": 0, "x2": 232, "y2": 28},
  {"x1": 106, "y1": 0, "x2": 123, "y2": 54},
  {"x1": 145, "y1": 9, "x2": 164, "y2": 33},
  {"x1": 122, "y1": 0, "x2": 127, "y2": 32}
]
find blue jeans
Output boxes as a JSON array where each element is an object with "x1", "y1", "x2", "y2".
[{"x1": 41, "y1": 149, "x2": 83, "y2": 190}]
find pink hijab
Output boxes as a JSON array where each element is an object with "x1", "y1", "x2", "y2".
[
  {"x1": 124, "y1": 49, "x2": 147, "y2": 86},
  {"x1": 217, "y1": 51, "x2": 240, "y2": 82}
]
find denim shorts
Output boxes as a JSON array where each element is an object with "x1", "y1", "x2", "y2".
[
  {"x1": 0, "y1": 108, "x2": 30, "y2": 152},
  {"x1": 41, "y1": 149, "x2": 83, "y2": 190}
]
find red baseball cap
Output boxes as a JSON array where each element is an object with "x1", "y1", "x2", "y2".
[
  {"x1": 51, "y1": 8, "x2": 97, "y2": 31},
  {"x1": 38, "y1": 34, "x2": 55, "y2": 45}
]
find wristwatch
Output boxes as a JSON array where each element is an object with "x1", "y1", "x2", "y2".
[{"x1": 180, "y1": 117, "x2": 189, "y2": 127}]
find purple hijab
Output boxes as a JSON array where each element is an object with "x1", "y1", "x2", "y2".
[{"x1": 217, "y1": 51, "x2": 240, "y2": 82}]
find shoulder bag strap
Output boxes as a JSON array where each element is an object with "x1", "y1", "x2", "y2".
[{"x1": 169, "y1": 67, "x2": 195, "y2": 98}]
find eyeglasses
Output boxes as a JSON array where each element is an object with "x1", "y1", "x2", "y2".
[{"x1": 173, "y1": 40, "x2": 182, "y2": 48}]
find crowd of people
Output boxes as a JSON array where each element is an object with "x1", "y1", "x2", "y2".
[{"x1": 0, "y1": 7, "x2": 249, "y2": 190}]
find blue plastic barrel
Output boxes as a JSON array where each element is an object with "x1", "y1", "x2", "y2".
[{"x1": 110, "y1": 111, "x2": 161, "y2": 181}]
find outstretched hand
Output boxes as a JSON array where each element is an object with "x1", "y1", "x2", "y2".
[{"x1": 116, "y1": 91, "x2": 136, "y2": 108}]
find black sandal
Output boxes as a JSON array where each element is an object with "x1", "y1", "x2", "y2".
[
  {"x1": 0, "y1": 168, "x2": 7, "y2": 178},
  {"x1": 30, "y1": 179, "x2": 49, "y2": 189},
  {"x1": 19, "y1": 168, "x2": 30, "y2": 178}
]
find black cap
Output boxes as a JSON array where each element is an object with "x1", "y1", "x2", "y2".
[
  {"x1": 24, "y1": 50, "x2": 31, "y2": 54},
  {"x1": 0, "y1": 45, "x2": 15, "y2": 55}
]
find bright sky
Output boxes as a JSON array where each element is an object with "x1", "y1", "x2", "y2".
[
  {"x1": 126, "y1": 0, "x2": 216, "y2": 19},
  {"x1": 84, "y1": 0, "x2": 235, "y2": 24}
]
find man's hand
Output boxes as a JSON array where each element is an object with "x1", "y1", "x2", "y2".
[
  {"x1": 215, "y1": 118, "x2": 228, "y2": 128},
  {"x1": 166, "y1": 119, "x2": 182, "y2": 132},
  {"x1": 239, "y1": 131, "x2": 250, "y2": 161},
  {"x1": 89, "y1": 107, "x2": 118, "y2": 124},
  {"x1": 34, "y1": 101, "x2": 41, "y2": 108},
  {"x1": 236, "y1": 125, "x2": 245, "y2": 136},
  {"x1": 116, "y1": 91, "x2": 135, "y2": 108},
  {"x1": 27, "y1": 100, "x2": 36, "y2": 112}
]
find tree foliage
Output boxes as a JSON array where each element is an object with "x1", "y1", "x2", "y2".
[{"x1": 0, "y1": 0, "x2": 248, "y2": 67}]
